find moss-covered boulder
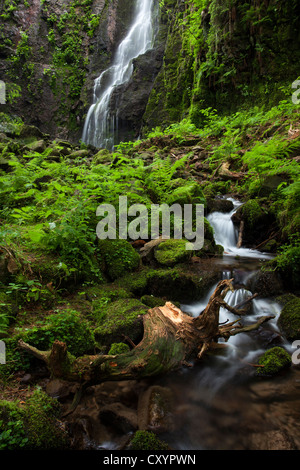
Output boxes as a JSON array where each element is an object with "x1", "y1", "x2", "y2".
[
  {"x1": 92, "y1": 149, "x2": 113, "y2": 165},
  {"x1": 146, "y1": 266, "x2": 218, "y2": 302},
  {"x1": 232, "y1": 198, "x2": 275, "y2": 247},
  {"x1": 94, "y1": 298, "x2": 148, "y2": 347},
  {"x1": 154, "y1": 239, "x2": 192, "y2": 266},
  {"x1": 140, "y1": 294, "x2": 166, "y2": 308},
  {"x1": 255, "y1": 347, "x2": 292, "y2": 377},
  {"x1": 108, "y1": 342, "x2": 130, "y2": 355},
  {"x1": 25, "y1": 139, "x2": 46, "y2": 153},
  {"x1": 19, "y1": 309, "x2": 95, "y2": 357},
  {"x1": 277, "y1": 297, "x2": 300, "y2": 341},
  {"x1": 128, "y1": 430, "x2": 169, "y2": 450},
  {"x1": 0, "y1": 388, "x2": 69, "y2": 450},
  {"x1": 98, "y1": 239, "x2": 140, "y2": 281},
  {"x1": 114, "y1": 269, "x2": 150, "y2": 297}
]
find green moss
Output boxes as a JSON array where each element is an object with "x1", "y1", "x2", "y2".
[
  {"x1": 274, "y1": 245, "x2": 300, "y2": 291},
  {"x1": 0, "y1": 388, "x2": 68, "y2": 450},
  {"x1": 140, "y1": 294, "x2": 166, "y2": 308},
  {"x1": 154, "y1": 239, "x2": 192, "y2": 266},
  {"x1": 92, "y1": 149, "x2": 113, "y2": 165},
  {"x1": 240, "y1": 199, "x2": 265, "y2": 228},
  {"x1": 129, "y1": 430, "x2": 169, "y2": 451},
  {"x1": 20, "y1": 309, "x2": 95, "y2": 357},
  {"x1": 114, "y1": 269, "x2": 150, "y2": 296},
  {"x1": 94, "y1": 298, "x2": 148, "y2": 347},
  {"x1": 277, "y1": 297, "x2": 300, "y2": 341},
  {"x1": 98, "y1": 239, "x2": 140, "y2": 281},
  {"x1": 255, "y1": 347, "x2": 292, "y2": 377},
  {"x1": 146, "y1": 266, "x2": 218, "y2": 302},
  {"x1": 108, "y1": 342, "x2": 130, "y2": 355}
]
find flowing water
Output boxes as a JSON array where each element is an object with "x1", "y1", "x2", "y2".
[
  {"x1": 156, "y1": 199, "x2": 297, "y2": 450},
  {"x1": 82, "y1": 0, "x2": 155, "y2": 150},
  {"x1": 73, "y1": 198, "x2": 298, "y2": 450}
]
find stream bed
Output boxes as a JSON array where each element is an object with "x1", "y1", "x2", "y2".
[{"x1": 64, "y1": 199, "x2": 300, "y2": 450}]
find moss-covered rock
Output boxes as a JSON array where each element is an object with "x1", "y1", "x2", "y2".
[
  {"x1": 140, "y1": 294, "x2": 166, "y2": 308},
  {"x1": 108, "y1": 342, "x2": 130, "y2": 355},
  {"x1": 146, "y1": 266, "x2": 218, "y2": 302},
  {"x1": 154, "y1": 239, "x2": 192, "y2": 266},
  {"x1": 98, "y1": 239, "x2": 140, "y2": 281},
  {"x1": 128, "y1": 430, "x2": 169, "y2": 450},
  {"x1": 255, "y1": 347, "x2": 292, "y2": 377},
  {"x1": 0, "y1": 388, "x2": 69, "y2": 450},
  {"x1": 92, "y1": 149, "x2": 113, "y2": 165},
  {"x1": 277, "y1": 297, "x2": 300, "y2": 341},
  {"x1": 94, "y1": 298, "x2": 148, "y2": 347},
  {"x1": 20, "y1": 309, "x2": 95, "y2": 357}
]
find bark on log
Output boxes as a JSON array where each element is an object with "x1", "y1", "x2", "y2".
[{"x1": 18, "y1": 279, "x2": 275, "y2": 385}]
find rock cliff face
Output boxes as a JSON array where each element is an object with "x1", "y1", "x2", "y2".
[
  {"x1": 2, "y1": 0, "x2": 298, "y2": 145},
  {"x1": 0, "y1": 0, "x2": 166, "y2": 144}
]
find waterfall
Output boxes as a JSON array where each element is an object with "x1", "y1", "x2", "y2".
[
  {"x1": 207, "y1": 198, "x2": 273, "y2": 259},
  {"x1": 82, "y1": 0, "x2": 155, "y2": 150}
]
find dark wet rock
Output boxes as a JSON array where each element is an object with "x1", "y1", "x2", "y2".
[
  {"x1": 137, "y1": 385, "x2": 174, "y2": 433},
  {"x1": 248, "y1": 430, "x2": 296, "y2": 450},
  {"x1": 19, "y1": 124, "x2": 46, "y2": 140},
  {"x1": 68, "y1": 149, "x2": 90, "y2": 159},
  {"x1": 99, "y1": 402, "x2": 138, "y2": 434},
  {"x1": 46, "y1": 379, "x2": 79, "y2": 400},
  {"x1": 206, "y1": 197, "x2": 234, "y2": 214},
  {"x1": 25, "y1": 139, "x2": 47, "y2": 153},
  {"x1": 246, "y1": 269, "x2": 284, "y2": 297}
]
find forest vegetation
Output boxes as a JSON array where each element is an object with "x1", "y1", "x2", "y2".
[{"x1": 0, "y1": 0, "x2": 299, "y2": 451}]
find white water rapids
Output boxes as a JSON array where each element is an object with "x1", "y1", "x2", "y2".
[{"x1": 82, "y1": 0, "x2": 155, "y2": 150}]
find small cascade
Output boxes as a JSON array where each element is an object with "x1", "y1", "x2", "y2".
[
  {"x1": 207, "y1": 198, "x2": 273, "y2": 259},
  {"x1": 82, "y1": 0, "x2": 155, "y2": 150}
]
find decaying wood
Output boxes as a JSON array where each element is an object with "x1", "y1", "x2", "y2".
[{"x1": 18, "y1": 279, "x2": 274, "y2": 385}]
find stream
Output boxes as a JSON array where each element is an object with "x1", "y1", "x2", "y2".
[
  {"x1": 64, "y1": 198, "x2": 299, "y2": 450},
  {"x1": 155, "y1": 198, "x2": 298, "y2": 450}
]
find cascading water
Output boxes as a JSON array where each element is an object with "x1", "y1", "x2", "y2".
[
  {"x1": 207, "y1": 198, "x2": 273, "y2": 259},
  {"x1": 82, "y1": 0, "x2": 155, "y2": 150}
]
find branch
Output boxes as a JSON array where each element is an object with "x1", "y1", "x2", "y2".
[
  {"x1": 229, "y1": 315, "x2": 275, "y2": 336},
  {"x1": 18, "y1": 339, "x2": 50, "y2": 363},
  {"x1": 219, "y1": 315, "x2": 275, "y2": 341}
]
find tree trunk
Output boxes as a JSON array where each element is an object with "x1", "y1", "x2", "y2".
[{"x1": 18, "y1": 279, "x2": 274, "y2": 385}]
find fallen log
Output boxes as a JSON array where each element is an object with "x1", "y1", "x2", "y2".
[{"x1": 18, "y1": 279, "x2": 275, "y2": 385}]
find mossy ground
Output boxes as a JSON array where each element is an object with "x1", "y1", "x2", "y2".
[{"x1": 0, "y1": 388, "x2": 69, "y2": 450}]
